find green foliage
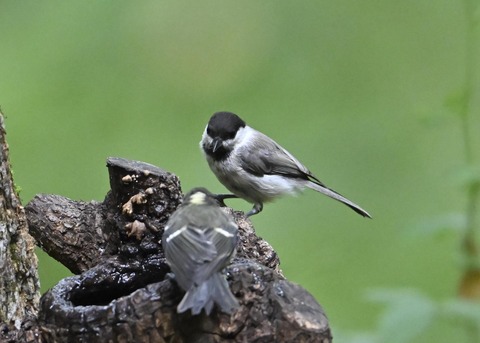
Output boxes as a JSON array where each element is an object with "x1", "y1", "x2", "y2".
[
  {"x1": 407, "y1": 213, "x2": 465, "y2": 238},
  {"x1": 442, "y1": 299, "x2": 480, "y2": 329},
  {"x1": 361, "y1": 0, "x2": 480, "y2": 341},
  {"x1": 452, "y1": 165, "x2": 480, "y2": 190},
  {"x1": 333, "y1": 331, "x2": 379, "y2": 343},
  {"x1": 367, "y1": 289, "x2": 437, "y2": 343},
  {"x1": 360, "y1": 290, "x2": 480, "y2": 343},
  {"x1": 10, "y1": 169, "x2": 22, "y2": 199}
]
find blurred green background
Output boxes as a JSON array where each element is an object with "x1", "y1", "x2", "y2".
[{"x1": 1, "y1": 1, "x2": 479, "y2": 341}]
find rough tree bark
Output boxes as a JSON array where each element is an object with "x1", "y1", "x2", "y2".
[
  {"x1": 0, "y1": 119, "x2": 332, "y2": 342},
  {"x1": 0, "y1": 112, "x2": 41, "y2": 342}
]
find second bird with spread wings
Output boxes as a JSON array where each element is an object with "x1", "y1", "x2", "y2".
[{"x1": 200, "y1": 111, "x2": 371, "y2": 218}]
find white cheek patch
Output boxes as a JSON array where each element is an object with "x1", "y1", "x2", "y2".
[
  {"x1": 200, "y1": 129, "x2": 210, "y2": 144},
  {"x1": 234, "y1": 126, "x2": 255, "y2": 149}
]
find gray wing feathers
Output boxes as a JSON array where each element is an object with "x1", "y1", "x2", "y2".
[
  {"x1": 194, "y1": 226, "x2": 237, "y2": 284},
  {"x1": 163, "y1": 211, "x2": 239, "y2": 315},
  {"x1": 238, "y1": 131, "x2": 312, "y2": 178},
  {"x1": 164, "y1": 228, "x2": 218, "y2": 287}
]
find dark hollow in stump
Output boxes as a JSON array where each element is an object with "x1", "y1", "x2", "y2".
[{"x1": 26, "y1": 157, "x2": 332, "y2": 342}]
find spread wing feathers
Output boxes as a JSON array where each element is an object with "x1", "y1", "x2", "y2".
[{"x1": 238, "y1": 131, "x2": 320, "y2": 183}]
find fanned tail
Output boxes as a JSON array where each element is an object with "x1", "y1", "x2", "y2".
[
  {"x1": 306, "y1": 181, "x2": 371, "y2": 218},
  {"x1": 177, "y1": 273, "x2": 239, "y2": 315}
]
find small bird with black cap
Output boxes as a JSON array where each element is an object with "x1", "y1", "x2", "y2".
[{"x1": 200, "y1": 111, "x2": 371, "y2": 218}]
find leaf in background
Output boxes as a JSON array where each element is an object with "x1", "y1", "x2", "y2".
[
  {"x1": 405, "y1": 213, "x2": 465, "y2": 239},
  {"x1": 366, "y1": 289, "x2": 437, "y2": 343},
  {"x1": 442, "y1": 299, "x2": 480, "y2": 329},
  {"x1": 450, "y1": 165, "x2": 480, "y2": 189}
]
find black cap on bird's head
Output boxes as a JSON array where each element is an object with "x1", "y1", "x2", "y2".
[
  {"x1": 206, "y1": 112, "x2": 246, "y2": 142},
  {"x1": 203, "y1": 112, "x2": 246, "y2": 159}
]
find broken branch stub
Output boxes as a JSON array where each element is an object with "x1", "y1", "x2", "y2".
[
  {"x1": 25, "y1": 157, "x2": 331, "y2": 342},
  {"x1": 26, "y1": 157, "x2": 183, "y2": 274}
]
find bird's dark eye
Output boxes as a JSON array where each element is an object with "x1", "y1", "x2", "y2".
[
  {"x1": 224, "y1": 130, "x2": 236, "y2": 140},
  {"x1": 207, "y1": 127, "x2": 212, "y2": 136}
]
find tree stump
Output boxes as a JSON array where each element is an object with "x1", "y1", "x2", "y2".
[{"x1": 20, "y1": 157, "x2": 332, "y2": 342}]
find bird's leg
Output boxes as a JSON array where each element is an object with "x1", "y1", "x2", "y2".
[
  {"x1": 213, "y1": 193, "x2": 238, "y2": 207},
  {"x1": 246, "y1": 202, "x2": 263, "y2": 217}
]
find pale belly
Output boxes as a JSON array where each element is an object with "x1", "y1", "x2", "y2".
[{"x1": 211, "y1": 161, "x2": 303, "y2": 204}]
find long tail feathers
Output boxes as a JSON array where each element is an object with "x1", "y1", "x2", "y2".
[
  {"x1": 177, "y1": 273, "x2": 239, "y2": 315},
  {"x1": 307, "y1": 182, "x2": 371, "y2": 218}
]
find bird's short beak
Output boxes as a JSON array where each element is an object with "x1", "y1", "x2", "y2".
[{"x1": 211, "y1": 138, "x2": 222, "y2": 152}]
